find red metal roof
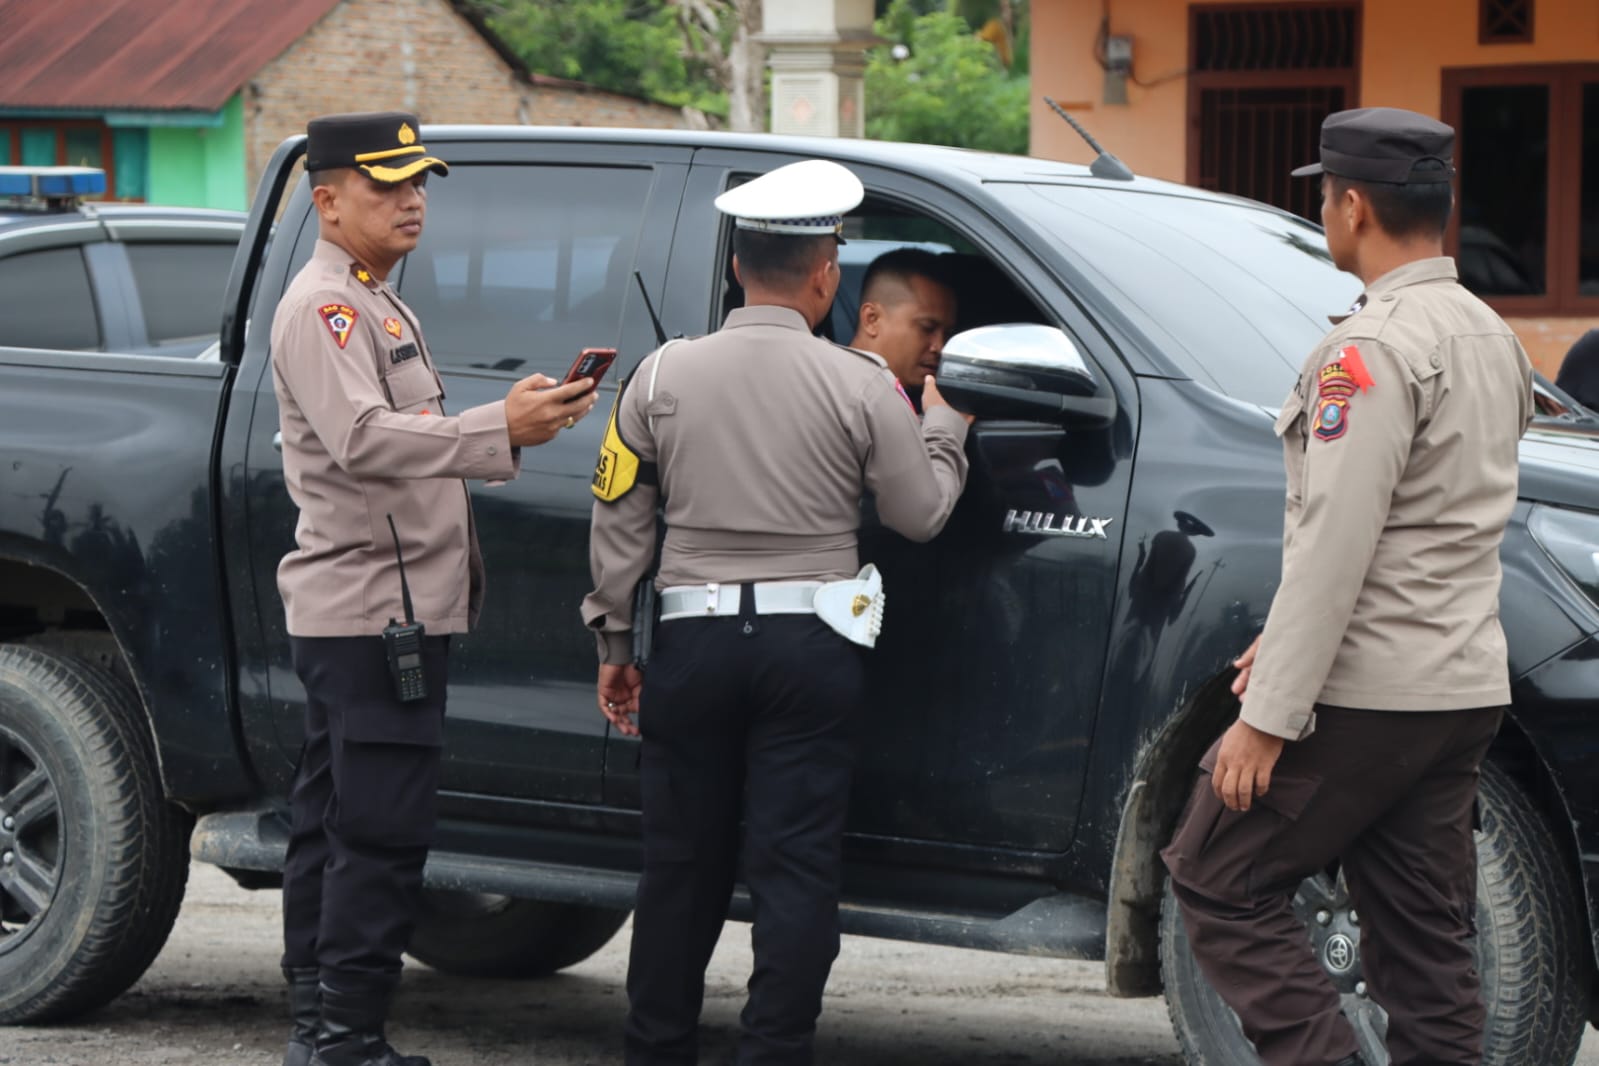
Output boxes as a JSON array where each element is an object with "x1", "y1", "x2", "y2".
[{"x1": 0, "y1": 0, "x2": 343, "y2": 112}]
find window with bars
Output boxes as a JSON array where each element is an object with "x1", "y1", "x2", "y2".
[
  {"x1": 1480, "y1": 0, "x2": 1534, "y2": 44},
  {"x1": 1192, "y1": 4, "x2": 1358, "y2": 72},
  {"x1": 1186, "y1": 5, "x2": 1359, "y2": 221}
]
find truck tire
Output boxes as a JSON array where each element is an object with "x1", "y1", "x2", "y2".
[
  {"x1": 1158, "y1": 761, "x2": 1590, "y2": 1066},
  {"x1": 0, "y1": 645, "x2": 190, "y2": 1023},
  {"x1": 407, "y1": 891, "x2": 628, "y2": 978}
]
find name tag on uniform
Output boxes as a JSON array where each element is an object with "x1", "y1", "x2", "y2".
[{"x1": 390, "y1": 342, "x2": 420, "y2": 365}]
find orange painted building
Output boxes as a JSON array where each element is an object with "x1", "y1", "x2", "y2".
[{"x1": 1030, "y1": 0, "x2": 1599, "y2": 376}]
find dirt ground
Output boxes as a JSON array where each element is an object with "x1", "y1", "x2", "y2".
[{"x1": 1, "y1": 863, "x2": 1595, "y2": 1066}]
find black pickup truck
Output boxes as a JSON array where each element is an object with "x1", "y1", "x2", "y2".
[{"x1": 3, "y1": 127, "x2": 1598, "y2": 1066}]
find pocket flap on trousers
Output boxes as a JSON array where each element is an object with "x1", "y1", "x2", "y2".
[{"x1": 1197, "y1": 741, "x2": 1320, "y2": 820}]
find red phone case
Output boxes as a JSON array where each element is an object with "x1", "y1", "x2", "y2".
[{"x1": 566, "y1": 347, "x2": 616, "y2": 389}]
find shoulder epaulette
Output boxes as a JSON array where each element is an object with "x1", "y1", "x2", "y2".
[{"x1": 830, "y1": 341, "x2": 888, "y2": 368}]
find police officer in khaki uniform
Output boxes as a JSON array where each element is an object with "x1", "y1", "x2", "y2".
[
  {"x1": 1161, "y1": 108, "x2": 1533, "y2": 1066},
  {"x1": 582, "y1": 160, "x2": 971, "y2": 1065},
  {"x1": 272, "y1": 112, "x2": 597, "y2": 1066}
]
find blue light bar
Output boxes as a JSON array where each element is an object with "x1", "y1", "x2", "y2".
[{"x1": 0, "y1": 166, "x2": 108, "y2": 199}]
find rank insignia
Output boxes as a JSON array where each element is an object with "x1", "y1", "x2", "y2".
[
  {"x1": 350, "y1": 264, "x2": 378, "y2": 290},
  {"x1": 384, "y1": 317, "x2": 403, "y2": 339},
  {"x1": 318, "y1": 304, "x2": 358, "y2": 349}
]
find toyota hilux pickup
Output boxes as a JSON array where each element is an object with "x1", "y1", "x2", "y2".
[{"x1": 2, "y1": 128, "x2": 1597, "y2": 1065}]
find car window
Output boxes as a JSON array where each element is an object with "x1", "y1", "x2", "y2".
[
  {"x1": 0, "y1": 245, "x2": 102, "y2": 351},
  {"x1": 997, "y1": 184, "x2": 1361, "y2": 408},
  {"x1": 399, "y1": 165, "x2": 653, "y2": 376},
  {"x1": 281, "y1": 165, "x2": 655, "y2": 377},
  {"x1": 125, "y1": 242, "x2": 238, "y2": 347}
]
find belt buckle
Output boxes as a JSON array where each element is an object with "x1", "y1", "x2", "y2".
[{"x1": 705, "y1": 582, "x2": 720, "y2": 615}]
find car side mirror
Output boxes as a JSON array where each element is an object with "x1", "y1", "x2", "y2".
[{"x1": 936, "y1": 324, "x2": 1116, "y2": 427}]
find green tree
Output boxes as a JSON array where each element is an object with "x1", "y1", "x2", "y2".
[
  {"x1": 471, "y1": 0, "x2": 727, "y2": 117},
  {"x1": 866, "y1": 0, "x2": 1029, "y2": 154}
]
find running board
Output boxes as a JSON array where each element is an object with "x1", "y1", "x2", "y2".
[{"x1": 191, "y1": 810, "x2": 1104, "y2": 960}]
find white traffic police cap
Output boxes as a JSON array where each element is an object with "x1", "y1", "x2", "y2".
[{"x1": 713, "y1": 159, "x2": 864, "y2": 241}]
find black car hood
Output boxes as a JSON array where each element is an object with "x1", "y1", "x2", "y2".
[{"x1": 1519, "y1": 426, "x2": 1599, "y2": 510}]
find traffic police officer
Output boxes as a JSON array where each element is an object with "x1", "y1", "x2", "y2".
[
  {"x1": 581, "y1": 159, "x2": 972, "y2": 1064},
  {"x1": 1161, "y1": 108, "x2": 1533, "y2": 1066},
  {"x1": 272, "y1": 112, "x2": 596, "y2": 1066}
]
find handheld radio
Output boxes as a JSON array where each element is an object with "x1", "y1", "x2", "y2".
[{"x1": 382, "y1": 514, "x2": 428, "y2": 702}]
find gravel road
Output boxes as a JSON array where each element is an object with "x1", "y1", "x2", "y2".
[{"x1": 1, "y1": 863, "x2": 1594, "y2": 1065}]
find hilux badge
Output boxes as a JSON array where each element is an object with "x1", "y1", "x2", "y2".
[{"x1": 1002, "y1": 509, "x2": 1114, "y2": 540}]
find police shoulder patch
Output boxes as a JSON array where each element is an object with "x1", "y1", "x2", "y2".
[
  {"x1": 592, "y1": 374, "x2": 647, "y2": 503},
  {"x1": 1311, "y1": 345, "x2": 1372, "y2": 442},
  {"x1": 318, "y1": 304, "x2": 358, "y2": 349}
]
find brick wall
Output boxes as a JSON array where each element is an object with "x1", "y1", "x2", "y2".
[
  {"x1": 244, "y1": 0, "x2": 687, "y2": 190},
  {"x1": 1504, "y1": 316, "x2": 1599, "y2": 382}
]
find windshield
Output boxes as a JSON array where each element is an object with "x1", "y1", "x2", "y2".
[{"x1": 995, "y1": 183, "x2": 1362, "y2": 408}]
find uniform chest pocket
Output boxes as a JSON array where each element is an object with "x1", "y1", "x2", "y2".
[{"x1": 382, "y1": 357, "x2": 440, "y2": 413}]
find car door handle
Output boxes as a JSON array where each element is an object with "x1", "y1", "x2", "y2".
[{"x1": 272, "y1": 431, "x2": 283, "y2": 453}]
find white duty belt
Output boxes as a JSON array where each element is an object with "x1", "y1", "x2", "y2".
[{"x1": 657, "y1": 564, "x2": 885, "y2": 648}]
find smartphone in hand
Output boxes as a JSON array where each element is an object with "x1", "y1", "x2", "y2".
[{"x1": 563, "y1": 348, "x2": 617, "y2": 394}]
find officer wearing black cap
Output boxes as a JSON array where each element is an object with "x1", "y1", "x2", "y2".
[
  {"x1": 271, "y1": 111, "x2": 596, "y2": 1066},
  {"x1": 1162, "y1": 107, "x2": 1533, "y2": 1066},
  {"x1": 582, "y1": 160, "x2": 971, "y2": 1064}
]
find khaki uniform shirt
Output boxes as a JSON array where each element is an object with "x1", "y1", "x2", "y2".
[
  {"x1": 272, "y1": 239, "x2": 517, "y2": 637},
  {"x1": 582, "y1": 305, "x2": 970, "y2": 665},
  {"x1": 1243, "y1": 258, "x2": 1533, "y2": 740}
]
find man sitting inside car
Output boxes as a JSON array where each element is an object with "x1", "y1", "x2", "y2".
[{"x1": 849, "y1": 248, "x2": 958, "y2": 413}]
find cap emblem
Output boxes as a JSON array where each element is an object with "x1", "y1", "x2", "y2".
[{"x1": 398, "y1": 123, "x2": 416, "y2": 146}]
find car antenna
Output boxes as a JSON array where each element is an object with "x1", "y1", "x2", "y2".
[{"x1": 1043, "y1": 98, "x2": 1135, "y2": 182}]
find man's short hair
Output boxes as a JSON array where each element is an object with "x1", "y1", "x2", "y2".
[
  {"x1": 310, "y1": 167, "x2": 346, "y2": 189},
  {"x1": 1327, "y1": 159, "x2": 1453, "y2": 239},
  {"x1": 861, "y1": 248, "x2": 952, "y2": 306},
  {"x1": 733, "y1": 229, "x2": 835, "y2": 289}
]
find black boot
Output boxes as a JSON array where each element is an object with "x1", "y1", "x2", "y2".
[
  {"x1": 283, "y1": 966, "x2": 319, "y2": 1066},
  {"x1": 309, "y1": 980, "x2": 432, "y2": 1066}
]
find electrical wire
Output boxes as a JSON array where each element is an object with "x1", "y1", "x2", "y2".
[{"x1": 1092, "y1": 0, "x2": 1189, "y2": 91}]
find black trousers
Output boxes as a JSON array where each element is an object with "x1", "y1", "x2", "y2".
[
  {"x1": 281, "y1": 634, "x2": 450, "y2": 988},
  {"x1": 1161, "y1": 705, "x2": 1503, "y2": 1066},
  {"x1": 624, "y1": 611, "x2": 864, "y2": 1066}
]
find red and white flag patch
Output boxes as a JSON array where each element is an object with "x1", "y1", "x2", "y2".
[{"x1": 319, "y1": 304, "x2": 358, "y2": 349}]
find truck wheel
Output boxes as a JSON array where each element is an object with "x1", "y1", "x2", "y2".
[
  {"x1": 0, "y1": 645, "x2": 190, "y2": 1023},
  {"x1": 408, "y1": 891, "x2": 628, "y2": 978},
  {"x1": 1158, "y1": 762, "x2": 1590, "y2": 1066}
]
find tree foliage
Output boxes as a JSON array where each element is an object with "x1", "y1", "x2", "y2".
[
  {"x1": 471, "y1": 0, "x2": 728, "y2": 118},
  {"x1": 865, "y1": 0, "x2": 1030, "y2": 154}
]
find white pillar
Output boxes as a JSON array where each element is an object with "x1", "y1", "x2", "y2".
[{"x1": 759, "y1": 0, "x2": 878, "y2": 138}]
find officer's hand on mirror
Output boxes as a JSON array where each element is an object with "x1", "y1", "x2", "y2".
[
  {"x1": 922, "y1": 375, "x2": 974, "y2": 425},
  {"x1": 597, "y1": 663, "x2": 643, "y2": 737},
  {"x1": 505, "y1": 374, "x2": 598, "y2": 447},
  {"x1": 1230, "y1": 634, "x2": 1263, "y2": 697},
  {"x1": 1211, "y1": 719, "x2": 1285, "y2": 812}
]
